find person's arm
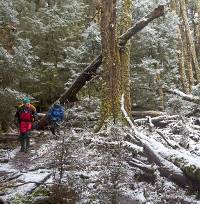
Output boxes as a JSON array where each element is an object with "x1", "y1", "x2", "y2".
[
  {"x1": 14, "y1": 109, "x2": 20, "y2": 125},
  {"x1": 33, "y1": 111, "x2": 38, "y2": 121},
  {"x1": 61, "y1": 107, "x2": 65, "y2": 120},
  {"x1": 47, "y1": 107, "x2": 52, "y2": 117}
]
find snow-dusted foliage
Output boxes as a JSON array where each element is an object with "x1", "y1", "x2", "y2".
[
  {"x1": 0, "y1": 0, "x2": 18, "y2": 22},
  {"x1": 132, "y1": 0, "x2": 181, "y2": 109},
  {"x1": 0, "y1": 0, "x2": 89, "y2": 117}
]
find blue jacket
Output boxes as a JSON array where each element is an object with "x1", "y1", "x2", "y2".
[{"x1": 47, "y1": 104, "x2": 64, "y2": 121}]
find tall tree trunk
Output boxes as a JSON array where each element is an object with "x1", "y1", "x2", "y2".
[
  {"x1": 47, "y1": 0, "x2": 56, "y2": 8},
  {"x1": 196, "y1": 1, "x2": 200, "y2": 60},
  {"x1": 178, "y1": 2, "x2": 194, "y2": 91},
  {"x1": 1, "y1": 120, "x2": 9, "y2": 132},
  {"x1": 184, "y1": 37, "x2": 195, "y2": 90},
  {"x1": 170, "y1": 0, "x2": 190, "y2": 93},
  {"x1": 118, "y1": 0, "x2": 133, "y2": 117},
  {"x1": 178, "y1": 26, "x2": 190, "y2": 93},
  {"x1": 179, "y1": 0, "x2": 200, "y2": 83},
  {"x1": 0, "y1": 23, "x2": 16, "y2": 54},
  {"x1": 155, "y1": 63, "x2": 164, "y2": 109},
  {"x1": 35, "y1": 0, "x2": 45, "y2": 12},
  {"x1": 99, "y1": 0, "x2": 122, "y2": 126}
]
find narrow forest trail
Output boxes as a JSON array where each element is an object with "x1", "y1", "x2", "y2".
[{"x1": 0, "y1": 131, "x2": 55, "y2": 201}]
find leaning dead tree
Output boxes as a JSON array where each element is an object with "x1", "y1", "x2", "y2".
[{"x1": 59, "y1": 5, "x2": 165, "y2": 104}]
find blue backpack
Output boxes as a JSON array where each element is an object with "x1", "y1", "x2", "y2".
[{"x1": 49, "y1": 105, "x2": 64, "y2": 121}]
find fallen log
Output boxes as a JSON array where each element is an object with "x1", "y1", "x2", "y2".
[
  {"x1": 0, "y1": 130, "x2": 45, "y2": 142},
  {"x1": 0, "y1": 133, "x2": 18, "y2": 142},
  {"x1": 156, "y1": 130, "x2": 179, "y2": 149},
  {"x1": 0, "y1": 172, "x2": 22, "y2": 183},
  {"x1": 191, "y1": 124, "x2": 200, "y2": 130},
  {"x1": 134, "y1": 115, "x2": 179, "y2": 126},
  {"x1": 163, "y1": 88, "x2": 200, "y2": 104},
  {"x1": 59, "y1": 55, "x2": 102, "y2": 104},
  {"x1": 143, "y1": 143, "x2": 190, "y2": 186},
  {"x1": 123, "y1": 141, "x2": 143, "y2": 155},
  {"x1": 148, "y1": 137, "x2": 200, "y2": 185},
  {"x1": 27, "y1": 173, "x2": 52, "y2": 195},
  {"x1": 127, "y1": 159, "x2": 155, "y2": 174},
  {"x1": 132, "y1": 111, "x2": 166, "y2": 118},
  {"x1": 121, "y1": 94, "x2": 191, "y2": 187}
]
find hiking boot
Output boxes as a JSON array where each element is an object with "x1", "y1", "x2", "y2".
[
  {"x1": 50, "y1": 127, "x2": 56, "y2": 135},
  {"x1": 20, "y1": 148, "x2": 25, "y2": 152}
]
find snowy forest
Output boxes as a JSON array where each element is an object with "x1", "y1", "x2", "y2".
[{"x1": 0, "y1": 0, "x2": 200, "y2": 203}]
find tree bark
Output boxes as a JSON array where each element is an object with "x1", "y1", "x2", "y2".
[
  {"x1": 99, "y1": 0, "x2": 121, "y2": 125},
  {"x1": 118, "y1": 0, "x2": 133, "y2": 117},
  {"x1": 197, "y1": 0, "x2": 200, "y2": 59},
  {"x1": 0, "y1": 23, "x2": 16, "y2": 54},
  {"x1": 154, "y1": 62, "x2": 165, "y2": 109},
  {"x1": 35, "y1": 0, "x2": 45, "y2": 12},
  {"x1": 178, "y1": 25, "x2": 190, "y2": 93},
  {"x1": 180, "y1": 0, "x2": 200, "y2": 83},
  {"x1": 170, "y1": 0, "x2": 190, "y2": 93}
]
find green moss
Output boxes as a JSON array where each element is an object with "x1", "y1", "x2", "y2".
[
  {"x1": 31, "y1": 186, "x2": 50, "y2": 197},
  {"x1": 183, "y1": 164, "x2": 200, "y2": 182},
  {"x1": 11, "y1": 194, "x2": 30, "y2": 204},
  {"x1": 169, "y1": 156, "x2": 200, "y2": 183}
]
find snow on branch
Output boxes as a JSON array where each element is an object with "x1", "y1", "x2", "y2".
[{"x1": 164, "y1": 88, "x2": 200, "y2": 104}]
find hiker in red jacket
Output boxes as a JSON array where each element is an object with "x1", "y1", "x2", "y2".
[{"x1": 15, "y1": 97, "x2": 37, "y2": 152}]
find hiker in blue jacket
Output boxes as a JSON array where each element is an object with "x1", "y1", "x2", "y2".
[{"x1": 47, "y1": 101, "x2": 64, "y2": 135}]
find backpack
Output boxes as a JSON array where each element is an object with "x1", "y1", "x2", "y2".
[
  {"x1": 49, "y1": 105, "x2": 64, "y2": 121},
  {"x1": 19, "y1": 108, "x2": 33, "y2": 122}
]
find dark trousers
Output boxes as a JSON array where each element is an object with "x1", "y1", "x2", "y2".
[
  {"x1": 50, "y1": 121, "x2": 58, "y2": 135},
  {"x1": 19, "y1": 132, "x2": 30, "y2": 152}
]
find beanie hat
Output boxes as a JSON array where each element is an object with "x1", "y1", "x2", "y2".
[{"x1": 23, "y1": 97, "x2": 31, "y2": 104}]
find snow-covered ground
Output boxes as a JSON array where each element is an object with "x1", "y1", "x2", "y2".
[{"x1": 1, "y1": 98, "x2": 200, "y2": 203}]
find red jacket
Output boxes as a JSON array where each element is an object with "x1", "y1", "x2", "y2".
[{"x1": 15, "y1": 105, "x2": 37, "y2": 133}]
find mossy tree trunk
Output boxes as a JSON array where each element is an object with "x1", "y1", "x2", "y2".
[
  {"x1": 118, "y1": 0, "x2": 133, "y2": 117},
  {"x1": 180, "y1": 0, "x2": 200, "y2": 83},
  {"x1": 35, "y1": 0, "x2": 45, "y2": 12},
  {"x1": 183, "y1": 30, "x2": 195, "y2": 91},
  {"x1": 99, "y1": 0, "x2": 135, "y2": 128},
  {"x1": 197, "y1": 1, "x2": 200, "y2": 60},
  {"x1": 170, "y1": 0, "x2": 190, "y2": 93},
  {"x1": 99, "y1": 0, "x2": 122, "y2": 126},
  {"x1": 179, "y1": 25, "x2": 190, "y2": 93},
  {"x1": 154, "y1": 63, "x2": 164, "y2": 109},
  {"x1": 0, "y1": 23, "x2": 16, "y2": 54}
]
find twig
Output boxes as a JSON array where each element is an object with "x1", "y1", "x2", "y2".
[
  {"x1": 0, "y1": 180, "x2": 66, "y2": 191},
  {"x1": 156, "y1": 130, "x2": 179, "y2": 149}
]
